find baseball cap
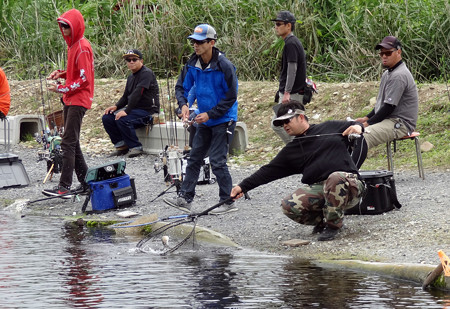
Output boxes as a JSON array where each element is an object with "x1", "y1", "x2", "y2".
[
  {"x1": 188, "y1": 24, "x2": 217, "y2": 41},
  {"x1": 122, "y1": 49, "x2": 143, "y2": 59},
  {"x1": 273, "y1": 108, "x2": 305, "y2": 127},
  {"x1": 375, "y1": 36, "x2": 402, "y2": 50},
  {"x1": 271, "y1": 11, "x2": 296, "y2": 23}
]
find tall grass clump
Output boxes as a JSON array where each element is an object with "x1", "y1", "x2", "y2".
[{"x1": 0, "y1": 0, "x2": 449, "y2": 83}]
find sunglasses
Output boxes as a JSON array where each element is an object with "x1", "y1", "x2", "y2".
[
  {"x1": 275, "y1": 22, "x2": 286, "y2": 27},
  {"x1": 60, "y1": 23, "x2": 70, "y2": 29},
  {"x1": 279, "y1": 116, "x2": 295, "y2": 126},
  {"x1": 379, "y1": 49, "x2": 397, "y2": 57},
  {"x1": 125, "y1": 58, "x2": 139, "y2": 63},
  {"x1": 191, "y1": 39, "x2": 210, "y2": 45}
]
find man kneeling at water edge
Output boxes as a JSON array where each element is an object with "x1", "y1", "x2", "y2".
[{"x1": 230, "y1": 101, "x2": 366, "y2": 241}]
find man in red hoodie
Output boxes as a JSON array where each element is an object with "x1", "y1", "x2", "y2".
[
  {"x1": 42, "y1": 9, "x2": 94, "y2": 198},
  {"x1": 0, "y1": 67, "x2": 11, "y2": 120}
]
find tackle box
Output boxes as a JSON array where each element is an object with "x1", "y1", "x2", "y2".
[
  {"x1": 345, "y1": 170, "x2": 401, "y2": 215},
  {"x1": 89, "y1": 174, "x2": 136, "y2": 211}
]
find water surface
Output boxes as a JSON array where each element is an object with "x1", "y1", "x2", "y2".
[{"x1": 0, "y1": 213, "x2": 447, "y2": 308}]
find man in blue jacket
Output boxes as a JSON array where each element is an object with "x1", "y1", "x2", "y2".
[{"x1": 164, "y1": 24, "x2": 238, "y2": 215}]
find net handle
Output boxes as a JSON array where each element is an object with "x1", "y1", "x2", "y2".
[{"x1": 191, "y1": 196, "x2": 234, "y2": 217}]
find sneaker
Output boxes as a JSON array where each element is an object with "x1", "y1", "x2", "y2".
[
  {"x1": 210, "y1": 201, "x2": 238, "y2": 215},
  {"x1": 163, "y1": 196, "x2": 192, "y2": 213},
  {"x1": 127, "y1": 147, "x2": 144, "y2": 158},
  {"x1": 42, "y1": 185, "x2": 73, "y2": 199},
  {"x1": 74, "y1": 183, "x2": 90, "y2": 195},
  {"x1": 317, "y1": 226, "x2": 340, "y2": 241},
  {"x1": 108, "y1": 146, "x2": 129, "y2": 157},
  {"x1": 311, "y1": 221, "x2": 326, "y2": 234}
]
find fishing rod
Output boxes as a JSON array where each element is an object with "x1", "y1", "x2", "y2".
[
  {"x1": 293, "y1": 132, "x2": 361, "y2": 141},
  {"x1": 27, "y1": 187, "x2": 87, "y2": 204}
]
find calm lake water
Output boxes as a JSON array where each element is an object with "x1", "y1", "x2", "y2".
[{"x1": 0, "y1": 212, "x2": 448, "y2": 308}]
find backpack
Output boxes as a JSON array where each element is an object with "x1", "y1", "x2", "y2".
[{"x1": 303, "y1": 78, "x2": 317, "y2": 105}]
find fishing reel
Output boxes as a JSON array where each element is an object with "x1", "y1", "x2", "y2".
[
  {"x1": 348, "y1": 133, "x2": 361, "y2": 141},
  {"x1": 153, "y1": 146, "x2": 185, "y2": 185},
  {"x1": 36, "y1": 133, "x2": 63, "y2": 174}
]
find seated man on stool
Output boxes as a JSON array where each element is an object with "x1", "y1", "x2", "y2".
[
  {"x1": 350, "y1": 36, "x2": 418, "y2": 168},
  {"x1": 102, "y1": 49, "x2": 160, "y2": 158}
]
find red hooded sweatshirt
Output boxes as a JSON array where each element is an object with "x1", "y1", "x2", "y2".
[
  {"x1": 56, "y1": 9, "x2": 94, "y2": 109},
  {"x1": 0, "y1": 67, "x2": 10, "y2": 116}
]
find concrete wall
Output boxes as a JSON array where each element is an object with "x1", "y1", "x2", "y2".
[{"x1": 136, "y1": 121, "x2": 248, "y2": 155}]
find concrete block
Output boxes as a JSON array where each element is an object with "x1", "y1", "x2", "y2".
[
  {"x1": 136, "y1": 121, "x2": 190, "y2": 154},
  {"x1": 230, "y1": 122, "x2": 248, "y2": 155},
  {"x1": 136, "y1": 121, "x2": 248, "y2": 155},
  {"x1": 0, "y1": 115, "x2": 45, "y2": 146}
]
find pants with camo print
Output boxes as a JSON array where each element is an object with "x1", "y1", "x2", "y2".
[{"x1": 281, "y1": 172, "x2": 365, "y2": 229}]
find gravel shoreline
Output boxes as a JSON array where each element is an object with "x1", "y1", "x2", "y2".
[{"x1": 2, "y1": 144, "x2": 449, "y2": 266}]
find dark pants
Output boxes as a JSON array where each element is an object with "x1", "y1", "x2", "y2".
[
  {"x1": 59, "y1": 105, "x2": 88, "y2": 189},
  {"x1": 180, "y1": 121, "x2": 235, "y2": 203},
  {"x1": 102, "y1": 109, "x2": 150, "y2": 149}
]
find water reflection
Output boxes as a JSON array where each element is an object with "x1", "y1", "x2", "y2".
[
  {"x1": 184, "y1": 254, "x2": 240, "y2": 307},
  {"x1": 279, "y1": 259, "x2": 361, "y2": 308},
  {"x1": 60, "y1": 221, "x2": 104, "y2": 307}
]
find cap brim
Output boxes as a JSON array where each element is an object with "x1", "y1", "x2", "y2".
[
  {"x1": 188, "y1": 34, "x2": 207, "y2": 41},
  {"x1": 273, "y1": 114, "x2": 294, "y2": 127},
  {"x1": 375, "y1": 43, "x2": 393, "y2": 50},
  {"x1": 122, "y1": 53, "x2": 141, "y2": 58}
]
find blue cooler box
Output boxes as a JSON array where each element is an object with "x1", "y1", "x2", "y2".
[{"x1": 89, "y1": 174, "x2": 135, "y2": 211}]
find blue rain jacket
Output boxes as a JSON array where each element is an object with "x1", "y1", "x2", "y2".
[{"x1": 175, "y1": 47, "x2": 238, "y2": 127}]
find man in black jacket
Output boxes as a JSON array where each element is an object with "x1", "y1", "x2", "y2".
[
  {"x1": 271, "y1": 11, "x2": 307, "y2": 144},
  {"x1": 102, "y1": 49, "x2": 160, "y2": 158},
  {"x1": 231, "y1": 101, "x2": 366, "y2": 241}
]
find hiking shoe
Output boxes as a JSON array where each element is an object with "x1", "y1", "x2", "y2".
[
  {"x1": 163, "y1": 196, "x2": 192, "y2": 213},
  {"x1": 42, "y1": 185, "x2": 73, "y2": 199},
  {"x1": 127, "y1": 147, "x2": 144, "y2": 158},
  {"x1": 74, "y1": 183, "x2": 90, "y2": 195},
  {"x1": 311, "y1": 221, "x2": 326, "y2": 234},
  {"x1": 210, "y1": 201, "x2": 238, "y2": 215},
  {"x1": 317, "y1": 226, "x2": 340, "y2": 241},
  {"x1": 108, "y1": 146, "x2": 129, "y2": 157}
]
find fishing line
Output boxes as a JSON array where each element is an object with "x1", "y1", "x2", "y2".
[{"x1": 133, "y1": 197, "x2": 235, "y2": 255}]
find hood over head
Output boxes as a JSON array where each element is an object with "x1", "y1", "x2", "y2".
[{"x1": 57, "y1": 9, "x2": 85, "y2": 47}]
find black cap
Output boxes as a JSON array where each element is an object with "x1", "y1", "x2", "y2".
[
  {"x1": 271, "y1": 11, "x2": 296, "y2": 23},
  {"x1": 375, "y1": 36, "x2": 402, "y2": 50},
  {"x1": 122, "y1": 49, "x2": 143, "y2": 59},
  {"x1": 273, "y1": 108, "x2": 305, "y2": 127}
]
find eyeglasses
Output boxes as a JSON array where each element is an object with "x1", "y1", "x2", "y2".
[
  {"x1": 379, "y1": 49, "x2": 397, "y2": 57},
  {"x1": 275, "y1": 22, "x2": 286, "y2": 27},
  {"x1": 280, "y1": 116, "x2": 295, "y2": 125},
  {"x1": 60, "y1": 23, "x2": 70, "y2": 29},
  {"x1": 191, "y1": 39, "x2": 209, "y2": 45},
  {"x1": 125, "y1": 58, "x2": 139, "y2": 63}
]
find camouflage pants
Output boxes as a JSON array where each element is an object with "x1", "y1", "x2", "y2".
[{"x1": 281, "y1": 172, "x2": 365, "y2": 229}]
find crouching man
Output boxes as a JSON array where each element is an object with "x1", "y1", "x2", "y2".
[{"x1": 231, "y1": 101, "x2": 366, "y2": 241}]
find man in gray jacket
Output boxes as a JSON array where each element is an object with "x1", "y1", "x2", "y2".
[{"x1": 350, "y1": 36, "x2": 418, "y2": 168}]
